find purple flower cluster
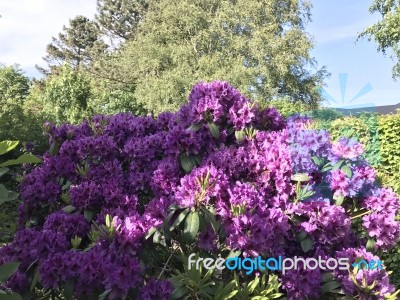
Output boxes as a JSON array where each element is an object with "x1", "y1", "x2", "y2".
[
  {"x1": 1, "y1": 81, "x2": 399, "y2": 299},
  {"x1": 335, "y1": 248, "x2": 395, "y2": 298}
]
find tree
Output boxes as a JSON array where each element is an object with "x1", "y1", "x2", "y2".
[
  {"x1": 0, "y1": 64, "x2": 30, "y2": 101},
  {"x1": 0, "y1": 64, "x2": 30, "y2": 140},
  {"x1": 96, "y1": 0, "x2": 149, "y2": 41},
  {"x1": 359, "y1": 0, "x2": 400, "y2": 78},
  {"x1": 27, "y1": 64, "x2": 147, "y2": 124},
  {"x1": 103, "y1": 0, "x2": 327, "y2": 114},
  {"x1": 31, "y1": 65, "x2": 92, "y2": 124},
  {"x1": 40, "y1": 16, "x2": 107, "y2": 72},
  {"x1": 0, "y1": 65, "x2": 46, "y2": 151}
]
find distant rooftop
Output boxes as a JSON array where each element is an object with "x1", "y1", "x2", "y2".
[{"x1": 334, "y1": 103, "x2": 400, "y2": 115}]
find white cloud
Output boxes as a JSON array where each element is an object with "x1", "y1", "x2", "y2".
[
  {"x1": 311, "y1": 20, "x2": 372, "y2": 44},
  {"x1": 0, "y1": 0, "x2": 97, "y2": 77}
]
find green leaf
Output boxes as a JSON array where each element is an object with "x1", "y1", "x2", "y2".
[
  {"x1": 0, "y1": 154, "x2": 41, "y2": 167},
  {"x1": 0, "y1": 184, "x2": 9, "y2": 199},
  {"x1": 321, "y1": 163, "x2": 332, "y2": 172},
  {"x1": 208, "y1": 122, "x2": 220, "y2": 139},
  {"x1": 322, "y1": 280, "x2": 342, "y2": 294},
  {"x1": 98, "y1": 289, "x2": 112, "y2": 300},
  {"x1": 183, "y1": 211, "x2": 199, "y2": 241},
  {"x1": 153, "y1": 229, "x2": 162, "y2": 243},
  {"x1": 0, "y1": 292, "x2": 23, "y2": 300},
  {"x1": 295, "y1": 231, "x2": 307, "y2": 242},
  {"x1": 334, "y1": 195, "x2": 344, "y2": 206},
  {"x1": 0, "y1": 167, "x2": 9, "y2": 177},
  {"x1": 63, "y1": 205, "x2": 75, "y2": 213},
  {"x1": 84, "y1": 209, "x2": 95, "y2": 222},
  {"x1": 64, "y1": 278, "x2": 74, "y2": 300},
  {"x1": 300, "y1": 237, "x2": 314, "y2": 253},
  {"x1": 202, "y1": 207, "x2": 220, "y2": 233},
  {"x1": 0, "y1": 141, "x2": 19, "y2": 155},
  {"x1": 311, "y1": 156, "x2": 323, "y2": 166},
  {"x1": 144, "y1": 227, "x2": 157, "y2": 240},
  {"x1": 248, "y1": 276, "x2": 260, "y2": 293},
  {"x1": 49, "y1": 141, "x2": 59, "y2": 156},
  {"x1": 30, "y1": 266, "x2": 40, "y2": 291},
  {"x1": 180, "y1": 153, "x2": 197, "y2": 173},
  {"x1": 366, "y1": 238, "x2": 376, "y2": 252},
  {"x1": 0, "y1": 261, "x2": 20, "y2": 283},
  {"x1": 226, "y1": 250, "x2": 241, "y2": 260},
  {"x1": 332, "y1": 160, "x2": 344, "y2": 170},
  {"x1": 188, "y1": 123, "x2": 202, "y2": 132},
  {"x1": 169, "y1": 208, "x2": 189, "y2": 231},
  {"x1": 341, "y1": 165, "x2": 352, "y2": 177},
  {"x1": 291, "y1": 173, "x2": 310, "y2": 182},
  {"x1": 170, "y1": 286, "x2": 189, "y2": 299},
  {"x1": 235, "y1": 130, "x2": 245, "y2": 142},
  {"x1": 0, "y1": 187, "x2": 19, "y2": 205}
]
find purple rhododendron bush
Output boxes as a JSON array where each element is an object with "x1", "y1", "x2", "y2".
[{"x1": 1, "y1": 81, "x2": 400, "y2": 300}]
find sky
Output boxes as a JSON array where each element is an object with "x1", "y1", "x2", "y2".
[{"x1": 0, "y1": 0, "x2": 399, "y2": 108}]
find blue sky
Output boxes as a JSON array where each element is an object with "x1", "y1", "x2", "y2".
[
  {"x1": 308, "y1": 0, "x2": 400, "y2": 107},
  {"x1": 0, "y1": 0, "x2": 398, "y2": 107}
]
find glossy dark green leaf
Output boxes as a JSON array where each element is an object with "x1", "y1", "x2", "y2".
[
  {"x1": 64, "y1": 278, "x2": 74, "y2": 300},
  {"x1": 208, "y1": 122, "x2": 220, "y2": 139},
  {"x1": 300, "y1": 237, "x2": 314, "y2": 253},
  {"x1": 322, "y1": 280, "x2": 342, "y2": 294},
  {"x1": 84, "y1": 209, "x2": 95, "y2": 222},
  {"x1": 188, "y1": 123, "x2": 202, "y2": 132},
  {"x1": 170, "y1": 208, "x2": 189, "y2": 231},
  {"x1": 0, "y1": 261, "x2": 20, "y2": 283},
  {"x1": 0, "y1": 154, "x2": 41, "y2": 168},
  {"x1": 180, "y1": 153, "x2": 197, "y2": 173},
  {"x1": 0, "y1": 141, "x2": 19, "y2": 155},
  {"x1": 366, "y1": 238, "x2": 376, "y2": 252},
  {"x1": 98, "y1": 289, "x2": 112, "y2": 300},
  {"x1": 183, "y1": 211, "x2": 199, "y2": 241},
  {"x1": 0, "y1": 167, "x2": 9, "y2": 177}
]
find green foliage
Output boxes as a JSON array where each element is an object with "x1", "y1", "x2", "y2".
[
  {"x1": 310, "y1": 108, "x2": 343, "y2": 129},
  {"x1": 263, "y1": 97, "x2": 313, "y2": 117},
  {"x1": 0, "y1": 65, "x2": 47, "y2": 153},
  {"x1": 96, "y1": 0, "x2": 149, "y2": 40},
  {"x1": 383, "y1": 237, "x2": 400, "y2": 289},
  {"x1": 376, "y1": 112, "x2": 400, "y2": 193},
  {"x1": 234, "y1": 273, "x2": 283, "y2": 300},
  {"x1": 102, "y1": 0, "x2": 327, "y2": 114},
  {"x1": 89, "y1": 79, "x2": 147, "y2": 115},
  {"x1": 41, "y1": 15, "x2": 107, "y2": 72},
  {"x1": 29, "y1": 65, "x2": 92, "y2": 124},
  {"x1": 359, "y1": 0, "x2": 400, "y2": 78},
  {"x1": 27, "y1": 64, "x2": 147, "y2": 124},
  {"x1": 0, "y1": 141, "x2": 41, "y2": 205},
  {"x1": 0, "y1": 261, "x2": 22, "y2": 300}
]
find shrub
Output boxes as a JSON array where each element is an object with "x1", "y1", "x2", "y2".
[{"x1": 1, "y1": 81, "x2": 400, "y2": 299}]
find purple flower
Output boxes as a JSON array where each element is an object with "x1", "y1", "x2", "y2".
[
  {"x1": 137, "y1": 279, "x2": 173, "y2": 300},
  {"x1": 335, "y1": 248, "x2": 395, "y2": 298},
  {"x1": 331, "y1": 137, "x2": 364, "y2": 160},
  {"x1": 281, "y1": 268, "x2": 321, "y2": 300}
]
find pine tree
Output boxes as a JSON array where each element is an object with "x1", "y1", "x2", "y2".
[
  {"x1": 96, "y1": 0, "x2": 149, "y2": 41},
  {"x1": 40, "y1": 16, "x2": 107, "y2": 72}
]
